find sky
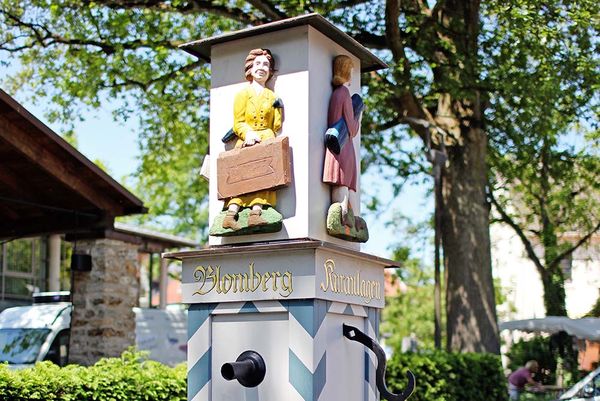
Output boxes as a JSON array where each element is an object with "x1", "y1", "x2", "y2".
[{"x1": 1, "y1": 66, "x2": 434, "y2": 262}]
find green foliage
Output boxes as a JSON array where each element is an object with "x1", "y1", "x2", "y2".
[
  {"x1": 381, "y1": 216, "x2": 439, "y2": 350},
  {"x1": 381, "y1": 256, "x2": 437, "y2": 351},
  {"x1": 0, "y1": 350, "x2": 186, "y2": 401},
  {"x1": 0, "y1": 348, "x2": 510, "y2": 401},
  {"x1": 386, "y1": 351, "x2": 508, "y2": 401},
  {"x1": 484, "y1": 0, "x2": 600, "y2": 316},
  {"x1": 518, "y1": 393, "x2": 555, "y2": 401}
]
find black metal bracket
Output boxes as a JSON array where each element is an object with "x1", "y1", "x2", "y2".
[{"x1": 343, "y1": 324, "x2": 416, "y2": 401}]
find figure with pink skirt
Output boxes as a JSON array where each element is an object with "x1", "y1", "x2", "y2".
[{"x1": 322, "y1": 55, "x2": 368, "y2": 242}]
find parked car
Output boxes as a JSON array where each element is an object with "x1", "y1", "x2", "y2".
[
  {"x1": 0, "y1": 292, "x2": 187, "y2": 369},
  {"x1": 557, "y1": 366, "x2": 600, "y2": 401}
]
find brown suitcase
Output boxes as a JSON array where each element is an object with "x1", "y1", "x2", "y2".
[{"x1": 216, "y1": 136, "x2": 291, "y2": 200}]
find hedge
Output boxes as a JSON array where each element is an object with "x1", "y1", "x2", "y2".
[
  {"x1": 386, "y1": 351, "x2": 509, "y2": 401},
  {"x1": 1, "y1": 349, "x2": 508, "y2": 401},
  {"x1": 0, "y1": 350, "x2": 186, "y2": 401}
]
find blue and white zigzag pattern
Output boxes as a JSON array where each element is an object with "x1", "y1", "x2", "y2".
[{"x1": 187, "y1": 300, "x2": 379, "y2": 401}]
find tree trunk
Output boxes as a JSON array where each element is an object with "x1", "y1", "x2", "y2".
[
  {"x1": 443, "y1": 125, "x2": 500, "y2": 353},
  {"x1": 541, "y1": 265, "x2": 568, "y2": 316}
]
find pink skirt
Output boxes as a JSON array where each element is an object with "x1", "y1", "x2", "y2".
[{"x1": 323, "y1": 139, "x2": 357, "y2": 191}]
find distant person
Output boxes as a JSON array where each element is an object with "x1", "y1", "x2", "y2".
[{"x1": 508, "y1": 360, "x2": 544, "y2": 400}]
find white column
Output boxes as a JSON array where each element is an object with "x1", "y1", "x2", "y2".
[
  {"x1": 48, "y1": 235, "x2": 61, "y2": 292},
  {"x1": 159, "y1": 257, "x2": 168, "y2": 309}
]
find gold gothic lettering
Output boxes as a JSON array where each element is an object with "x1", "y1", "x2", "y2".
[
  {"x1": 193, "y1": 263, "x2": 293, "y2": 298},
  {"x1": 320, "y1": 259, "x2": 381, "y2": 304}
]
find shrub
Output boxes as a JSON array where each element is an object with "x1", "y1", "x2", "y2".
[
  {"x1": 0, "y1": 350, "x2": 186, "y2": 401},
  {"x1": 386, "y1": 351, "x2": 508, "y2": 401},
  {"x1": 1, "y1": 348, "x2": 508, "y2": 401}
]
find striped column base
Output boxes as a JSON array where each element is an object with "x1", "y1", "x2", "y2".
[{"x1": 187, "y1": 299, "x2": 379, "y2": 401}]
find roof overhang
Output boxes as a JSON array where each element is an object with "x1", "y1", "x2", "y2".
[
  {"x1": 500, "y1": 317, "x2": 600, "y2": 341},
  {"x1": 66, "y1": 222, "x2": 198, "y2": 252},
  {"x1": 0, "y1": 89, "x2": 146, "y2": 239},
  {"x1": 180, "y1": 13, "x2": 388, "y2": 73}
]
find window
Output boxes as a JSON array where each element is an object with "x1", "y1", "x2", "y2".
[
  {"x1": 0, "y1": 237, "x2": 47, "y2": 301},
  {"x1": 0, "y1": 328, "x2": 50, "y2": 364}
]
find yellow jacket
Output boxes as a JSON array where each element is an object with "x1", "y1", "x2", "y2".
[
  {"x1": 233, "y1": 86, "x2": 282, "y2": 147},
  {"x1": 227, "y1": 85, "x2": 283, "y2": 208}
]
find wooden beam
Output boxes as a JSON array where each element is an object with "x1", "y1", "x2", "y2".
[
  {"x1": 0, "y1": 214, "x2": 108, "y2": 239},
  {"x1": 103, "y1": 229, "x2": 144, "y2": 245},
  {"x1": 0, "y1": 164, "x2": 28, "y2": 193},
  {"x1": 0, "y1": 202, "x2": 20, "y2": 219},
  {"x1": 66, "y1": 228, "x2": 143, "y2": 245},
  {"x1": 0, "y1": 115, "x2": 127, "y2": 215},
  {"x1": 0, "y1": 162, "x2": 58, "y2": 208},
  {"x1": 139, "y1": 240, "x2": 171, "y2": 254}
]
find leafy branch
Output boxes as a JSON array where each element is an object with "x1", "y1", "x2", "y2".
[
  {"x1": 489, "y1": 180, "x2": 600, "y2": 277},
  {"x1": 0, "y1": 9, "x2": 182, "y2": 54},
  {"x1": 247, "y1": 0, "x2": 287, "y2": 20},
  {"x1": 87, "y1": 0, "x2": 267, "y2": 24},
  {"x1": 100, "y1": 60, "x2": 204, "y2": 91},
  {"x1": 488, "y1": 184, "x2": 545, "y2": 274}
]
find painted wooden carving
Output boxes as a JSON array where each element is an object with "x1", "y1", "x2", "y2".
[
  {"x1": 322, "y1": 55, "x2": 369, "y2": 242},
  {"x1": 210, "y1": 48, "x2": 287, "y2": 236},
  {"x1": 216, "y1": 136, "x2": 291, "y2": 200}
]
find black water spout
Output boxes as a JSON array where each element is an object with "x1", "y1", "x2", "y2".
[{"x1": 221, "y1": 350, "x2": 266, "y2": 388}]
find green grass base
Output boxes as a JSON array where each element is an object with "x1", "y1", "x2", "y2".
[
  {"x1": 209, "y1": 207, "x2": 283, "y2": 236},
  {"x1": 326, "y1": 203, "x2": 369, "y2": 243}
]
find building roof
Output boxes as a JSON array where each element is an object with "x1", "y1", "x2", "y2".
[
  {"x1": 180, "y1": 13, "x2": 388, "y2": 73},
  {"x1": 114, "y1": 222, "x2": 199, "y2": 252},
  {"x1": 0, "y1": 89, "x2": 146, "y2": 239},
  {"x1": 65, "y1": 222, "x2": 199, "y2": 252}
]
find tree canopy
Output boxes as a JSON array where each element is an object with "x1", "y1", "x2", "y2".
[
  {"x1": 483, "y1": 0, "x2": 599, "y2": 316},
  {"x1": 1, "y1": 0, "x2": 598, "y2": 352}
]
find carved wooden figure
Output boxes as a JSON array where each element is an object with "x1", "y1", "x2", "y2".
[
  {"x1": 210, "y1": 48, "x2": 287, "y2": 237},
  {"x1": 322, "y1": 55, "x2": 369, "y2": 242}
]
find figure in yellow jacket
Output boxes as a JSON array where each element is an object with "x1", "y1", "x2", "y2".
[{"x1": 222, "y1": 48, "x2": 283, "y2": 230}]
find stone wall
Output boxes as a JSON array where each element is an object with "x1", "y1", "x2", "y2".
[{"x1": 69, "y1": 238, "x2": 139, "y2": 365}]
